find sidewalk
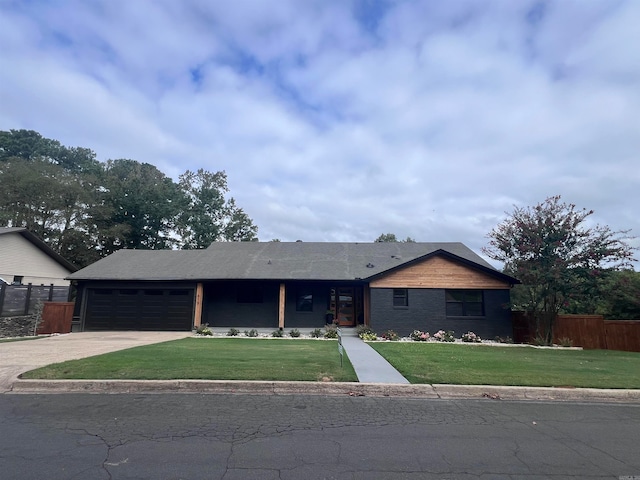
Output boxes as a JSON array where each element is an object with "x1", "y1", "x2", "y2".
[{"x1": 339, "y1": 329, "x2": 409, "y2": 384}]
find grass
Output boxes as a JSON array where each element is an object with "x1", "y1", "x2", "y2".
[
  {"x1": 369, "y1": 342, "x2": 640, "y2": 389},
  {"x1": 21, "y1": 338, "x2": 358, "y2": 382},
  {"x1": 0, "y1": 336, "x2": 43, "y2": 343}
]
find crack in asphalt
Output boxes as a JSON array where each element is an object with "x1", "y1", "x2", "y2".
[{"x1": 1, "y1": 395, "x2": 638, "y2": 479}]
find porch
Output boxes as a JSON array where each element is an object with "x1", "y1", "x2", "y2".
[{"x1": 199, "y1": 281, "x2": 369, "y2": 330}]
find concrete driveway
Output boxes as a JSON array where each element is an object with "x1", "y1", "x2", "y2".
[{"x1": 0, "y1": 331, "x2": 191, "y2": 392}]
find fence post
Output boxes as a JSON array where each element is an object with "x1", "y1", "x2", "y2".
[
  {"x1": 24, "y1": 283, "x2": 33, "y2": 315},
  {"x1": 0, "y1": 283, "x2": 5, "y2": 316}
]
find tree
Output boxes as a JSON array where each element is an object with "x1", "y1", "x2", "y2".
[
  {"x1": 96, "y1": 159, "x2": 183, "y2": 253},
  {"x1": 596, "y1": 270, "x2": 640, "y2": 320},
  {"x1": 0, "y1": 129, "x2": 61, "y2": 162},
  {"x1": 0, "y1": 129, "x2": 259, "y2": 263},
  {"x1": 177, "y1": 169, "x2": 257, "y2": 248},
  {"x1": 375, "y1": 233, "x2": 416, "y2": 242},
  {"x1": 0, "y1": 130, "x2": 105, "y2": 267},
  {"x1": 483, "y1": 195, "x2": 636, "y2": 344}
]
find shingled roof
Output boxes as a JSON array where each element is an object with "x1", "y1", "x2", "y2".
[{"x1": 68, "y1": 242, "x2": 517, "y2": 284}]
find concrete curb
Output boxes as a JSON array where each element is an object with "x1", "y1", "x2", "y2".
[{"x1": 9, "y1": 379, "x2": 640, "y2": 403}]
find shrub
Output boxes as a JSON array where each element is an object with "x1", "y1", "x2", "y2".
[
  {"x1": 289, "y1": 328, "x2": 301, "y2": 338},
  {"x1": 244, "y1": 328, "x2": 259, "y2": 337},
  {"x1": 227, "y1": 328, "x2": 240, "y2": 337},
  {"x1": 532, "y1": 335, "x2": 548, "y2": 346},
  {"x1": 410, "y1": 330, "x2": 430, "y2": 342},
  {"x1": 461, "y1": 331, "x2": 482, "y2": 343},
  {"x1": 310, "y1": 328, "x2": 323, "y2": 338},
  {"x1": 433, "y1": 330, "x2": 455, "y2": 342},
  {"x1": 356, "y1": 324, "x2": 376, "y2": 340},
  {"x1": 271, "y1": 329, "x2": 284, "y2": 338},
  {"x1": 360, "y1": 332, "x2": 378, "y2": 341},
  {"x1": 557, "y1": 337, "x2": 574, "y2": 347},
  {"x1": 381, "y1": 329, "x2": 399, "y2": 341},
  {"x1": 324, "y1": 325, "x2": 338, "y2": 339},
  {"x1": 493, "y1": 336, "x2": 513, "y2": 344},
  {"x1": 196, "y1": 323, "x2": 212, "y2": 336}
]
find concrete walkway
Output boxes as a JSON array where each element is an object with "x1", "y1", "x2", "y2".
[{"x1": 340, "y1": 329, "x2": 410, "y2": 384}]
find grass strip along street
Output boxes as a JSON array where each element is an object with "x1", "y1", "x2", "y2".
[
  {"x1": 369, "y1": 342, "x2": 640, "y2": 389},
  {"x1": 20, "y1": 337, "x2": 640, "y2": 388},
  {"x1": 0, "y1": 336, "x2": 43, "y2": 343},
  {"x1": 21, "y1": 338, "x2": 358, "y2": 382}
]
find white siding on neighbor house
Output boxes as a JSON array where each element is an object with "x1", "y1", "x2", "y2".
[{"x1": 0, "y1": 232, "x2": 71, "y2": 286}]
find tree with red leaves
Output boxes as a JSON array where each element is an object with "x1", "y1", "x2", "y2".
[{"x1": 484, "y1": 195, "x2": 636, "y2": 344}]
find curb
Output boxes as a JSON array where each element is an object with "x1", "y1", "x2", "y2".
[{"x1": 9, "y1": 379, "x2": 640, "y2": 403}]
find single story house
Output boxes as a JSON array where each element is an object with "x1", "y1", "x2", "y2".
[
  {"x1": 68, "y1": 242, "x2": 519, "y2": 338},
  {"x1": 0, "y1": 227, "x2": 77, "y2": 286}
]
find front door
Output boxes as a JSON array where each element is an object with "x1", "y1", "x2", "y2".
[{"x1": 335, "y1": 287, "x2": 355, "y2": 326}]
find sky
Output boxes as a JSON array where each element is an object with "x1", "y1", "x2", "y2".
[{"x1": 1, "y1": 0, "x2": 639, "y2": 267}]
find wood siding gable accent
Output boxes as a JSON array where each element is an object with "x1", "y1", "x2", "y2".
[{"x1": 369, "y1": 255, "x2": 511, "y2": 289}]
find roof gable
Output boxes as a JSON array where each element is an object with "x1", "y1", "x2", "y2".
[
  {"x1": 0, "y1": 227, "x2": 77, "y2": 272},
  {"x1": 369, "y1": 251, "x2": 518, "y2": 289}
]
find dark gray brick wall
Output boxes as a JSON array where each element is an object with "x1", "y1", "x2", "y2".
[
  {"x1": 283, "y1": 283, "x2": 329, "y2": 328},
  {"x1": 203, "y1": 282, "x2": 279, "y2": 328},
  {"x1": 203, "y1": 281, "x2": 330, "y2": 329},
  {"x1": 370, "y1": 288, "x2": 512, "y2": 339}
]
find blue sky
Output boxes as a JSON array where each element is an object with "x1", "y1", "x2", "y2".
[{"x1": 1, "y1": 0, "x2": 638, "y2": 266}]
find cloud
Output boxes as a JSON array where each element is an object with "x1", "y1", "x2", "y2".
[{"x1": 0, "y1": 0, "x2": 638, "y2": 267}]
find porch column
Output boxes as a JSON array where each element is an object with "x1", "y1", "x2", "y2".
[
  {"x1": 193, "y1": 283, "x2": 204, "y2": 328},
  {"x1": 278, "y1": 282, "x2": 286, "y2": 330}
]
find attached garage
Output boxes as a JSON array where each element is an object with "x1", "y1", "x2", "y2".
[
  {"x1": 68, "y1": 244, "x2": 518, "y2": 335},
  {"x1": 83, "y1": 286, "x2": 195, "y2": 331}
]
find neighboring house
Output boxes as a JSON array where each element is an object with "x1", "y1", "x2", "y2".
[
  {"x1": 68, "y1": 242, "x2": 519, "y2": 338},
  {"x1": 0, "y1": 227, "x2": 77, "y2": 286}
]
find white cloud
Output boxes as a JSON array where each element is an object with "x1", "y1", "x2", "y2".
[{"x1": 0, "y1": 0, "x2": 638, "y2": 267}]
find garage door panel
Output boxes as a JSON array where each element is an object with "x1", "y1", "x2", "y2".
[{"x1": 85, "y1": 288, "x2": 194, "y2": 331}]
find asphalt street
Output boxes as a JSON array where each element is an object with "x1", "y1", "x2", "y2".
[{"x1": 1, "y1": 393, "x2": 639, "y2": 479}]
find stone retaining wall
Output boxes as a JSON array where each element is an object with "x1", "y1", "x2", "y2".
[{"x1": 0, "y1": 315, "x2": 37, "y2": 338}]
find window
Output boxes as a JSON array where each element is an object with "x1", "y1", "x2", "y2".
[
  {"x1": 296, "y1": 290, "x2": 313, "y2": 312},
  {"x1": 237, "y1": 284, "x2": 263, "y2": 303},
  {"x1": 446, "y1": 290, "x2": 484, "y2": 316},
  {"x1": 393, "y1": 288, "x2": 408, "y2": 307},
  {"x1": 12, "y1": 275, "x2": 23, "y2": 285}
]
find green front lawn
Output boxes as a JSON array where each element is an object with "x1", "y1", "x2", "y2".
[
  {"x1": 21, "y1": 338, "x2": 358, "y2": 382},
  {"x1": 369, "y1": 342, "x2": 640, "y2": 389}
]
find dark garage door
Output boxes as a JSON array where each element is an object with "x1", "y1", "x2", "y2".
[{"x1": 84, "y1": 288, "x2": 194, "y2": 331}]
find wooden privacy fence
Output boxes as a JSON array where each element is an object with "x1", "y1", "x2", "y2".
[
  {"x1": 512, "y1": 312, "x2": 640, "y2": 352},
  {"x1": 0, "y1": 283, "x2": 71, "y2": 317},
  {"x1": 36, "y1": 302, "x2": 75, "y2": 335},
  {"x1": 553, "y1": 315, "x2": 608, "y2": 349}
]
